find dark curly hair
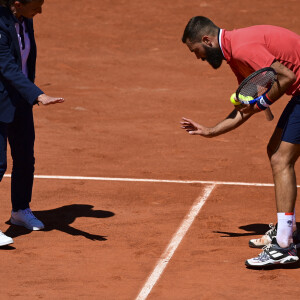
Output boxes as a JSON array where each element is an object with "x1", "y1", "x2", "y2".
[
  {"x1": 0, "y1": 0, "x2": 35, "y2": 7},
  {"x1": 182, "y1": 16, "x2": 219, "y2": 44}
]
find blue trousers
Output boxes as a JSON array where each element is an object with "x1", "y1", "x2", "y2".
[{"x1": 0, "y1": 105, "x2": 35, "y2": 211}]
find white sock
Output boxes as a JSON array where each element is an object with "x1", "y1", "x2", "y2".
[{"x1": 277, "y1": 212, "x2": 294, "y2": 248}]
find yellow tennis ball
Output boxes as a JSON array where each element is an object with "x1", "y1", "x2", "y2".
[
  {"x1": 230, "y1": 93, "x2": 241, "y2": 106},
  {"x1": 239, "y1": 94, "x2": 254, "y2": 102}
]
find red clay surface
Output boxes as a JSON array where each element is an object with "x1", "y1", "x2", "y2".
[{"x1": 0, "y1": 0, "x2": 300, "y2": 299}]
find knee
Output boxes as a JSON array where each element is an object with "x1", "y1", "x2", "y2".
[{"x1": 270, "y1": 152, "x2": 292, "y2": 175}]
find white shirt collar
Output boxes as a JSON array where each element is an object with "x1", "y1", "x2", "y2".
[{"x1": 218, "y1": 29, "x2": 225, "y2": 59}]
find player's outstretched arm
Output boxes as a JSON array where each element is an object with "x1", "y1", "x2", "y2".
[
  {"x1": 37, "y1": 94, "x2": 65, "y2": 105},
  {"x1": 181, "y1": 108, "x2": 252, "y2": 137}
]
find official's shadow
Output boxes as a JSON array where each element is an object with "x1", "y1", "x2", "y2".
[{"x1": 4, "y1": 204, "x2": 115, "y2": 242}]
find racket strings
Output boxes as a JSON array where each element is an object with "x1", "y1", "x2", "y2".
[{"x1": 238, "y1": 70, "x2": 276, "y2": 101}]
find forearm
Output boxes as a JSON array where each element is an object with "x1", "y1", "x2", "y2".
[
  {"x1": 181, "y1": 108, "x2": 253, "y2": 137},
  {"x1": 268, "y1": 61, "x2": 296, "y2": 101},
  {"x1": 209, "y1": 109, "x2": 252, "y2": 137}
]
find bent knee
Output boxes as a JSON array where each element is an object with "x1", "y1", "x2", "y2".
[{"x1": 270, "y1": 152, "x2": 294, "y2": 173}]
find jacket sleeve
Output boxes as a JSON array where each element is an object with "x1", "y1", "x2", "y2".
[{"x1": 0, "y1": 28, "x2": 43, "y2": 105}]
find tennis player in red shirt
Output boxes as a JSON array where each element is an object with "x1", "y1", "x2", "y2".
[{"x1": 181, "y1": 16, "x2": 300, "y2": 267}]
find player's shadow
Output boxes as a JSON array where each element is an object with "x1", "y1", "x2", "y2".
[
  {"x1": 214, "y1": 222, "x2": 300, "y2": 238},
  {"x1": 4, "y1": 204, "x2": 114, "y2": 241},
  {"x1": 213, "y1": 223, "x2": 271, "y2": 238}
]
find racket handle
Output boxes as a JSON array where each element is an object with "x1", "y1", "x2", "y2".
[{"x1": 264, "y1": 107, "x2": 274, "y2": 121}]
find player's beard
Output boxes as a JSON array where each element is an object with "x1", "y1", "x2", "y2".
[{"x1": 203, "y1": 45, "x2": 223, "y2": 69}]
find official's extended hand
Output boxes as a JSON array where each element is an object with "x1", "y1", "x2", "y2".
[
  {"x1": 181, "y1": 117, "x2": 213, "y2": 137},
  {"x1": 37, "y1": 94, "x2": 65, "y2": 105}
]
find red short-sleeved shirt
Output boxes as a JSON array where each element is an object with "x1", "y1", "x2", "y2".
[{"x1": 220, "y1": 25, "x2": 300, "y2": 96}]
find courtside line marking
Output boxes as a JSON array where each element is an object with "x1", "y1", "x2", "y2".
[
  {"x1": 3, "y1": 174, "x2": 279, "y2": 187},
  {"x1": 135, "y1": 184, "x2": 216, "y2": 300}
]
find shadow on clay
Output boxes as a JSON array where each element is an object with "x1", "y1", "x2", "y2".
[
  {"x1": 4, "y1": 204, "x2": 115, "y2": 242},
  {"x1": 213, "y1": 223, "x2": 271, "y2": 238}
]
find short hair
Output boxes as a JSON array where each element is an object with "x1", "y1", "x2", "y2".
[
  {"x1": 182, "y1": 16, "x2": 219, "y2": 44},
  {"x1": 0, "y1": 0, "x2": 35, "y2": 7}
]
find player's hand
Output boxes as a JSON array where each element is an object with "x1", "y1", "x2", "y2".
[
  {"x1": 181, "y1": 117, "x2": 213, "y2": 137},
  {"x1": 37, "y1": 94, "x2": 65, "y2": 105},
  {"x1": 234, "y1": 103, "x2": 259, "y2": 115}
]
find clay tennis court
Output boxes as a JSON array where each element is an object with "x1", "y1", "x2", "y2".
[{"x1": 1, "y1": 0, "x2": 300, "y2": 299}]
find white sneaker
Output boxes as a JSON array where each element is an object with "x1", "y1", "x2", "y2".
[
  {"x1": 249, "y1": 223, "x2": 298, "y2": 249},
  {"x1": 10, "y1": 208, "x2": 44, "y2": 231},
  {"x1": 249, "y1": 223, "x2": 277, "y2": 248},
  {"x1": 246, "y1": 237, "x2": 299, "y2": 267},
  {"x1": 0, "y1": 231, "x2": 13, "y2": 246}
]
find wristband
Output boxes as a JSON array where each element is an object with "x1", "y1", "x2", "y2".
[{"x1": 255, "y1": 94, "x2": 273, "y2": 110}]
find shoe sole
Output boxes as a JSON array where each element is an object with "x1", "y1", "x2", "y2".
[
  {"x1": 10, "y1": 218, "x2": 44, "y2": 231},
  {"x1": 249, "y1": 241, "x2": 267, "y2": 249},
  {"x1": 245, "y1": 256, "x2": 299, "y2": 267}
]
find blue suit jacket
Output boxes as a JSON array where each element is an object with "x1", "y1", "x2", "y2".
[{"x1": 0, "y1": 7, "x2": 43, "y2": 123}]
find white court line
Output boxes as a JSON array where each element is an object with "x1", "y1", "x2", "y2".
[
  {"x1": 135, "y1": 184, "x2": 216, "y2": 300},
  {"x1": 3, "y1": 174, "x2": 277, "y2": 187},
  {"x1": 1, "y1": 174, "x2": 283, "y2": 298}
]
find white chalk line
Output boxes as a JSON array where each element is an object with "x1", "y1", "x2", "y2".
[
  {"x1": 135, "y1": 184, "x2": 216, "y2": 300},
  {"x1": 3, "y1": 174, "x2": 278, "y2": 187},
  {"x1": 2, "y1": 174, "x2": 281, "y2": 298}
]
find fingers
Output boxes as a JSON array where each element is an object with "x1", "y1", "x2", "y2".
[
  {"x1": 48, "y1": 98, "x2": 65, "y2": 105},
  {"x1": 181, "y1": 120, "x2": 195, "y2": 131},
  {"x1": 180, "y1": 117, "x2": 209, "y2": 137},
  {"x1": 181, "y1": 117, "x2": 194, "y2": 127},
  {"x1": 181, "y1": 117, "x2": 194, "y2": 124},
  {"x1": 238, "y1": 104, "x2": 255, "y2": 115},
  {"x1": 188, "y1": 130, "x2": 198, "y2": 135},
  {"x1": 181, "y1": 117, "x2": 200, "y2": 135},
  {"x1": 181, "y1": 117, "x2": 190, "y2": 121},
  {"x1": 43, "y1": 97, "x2": 65, "y2": 105},
  {"x1": 182, "y1": 125, "x2": 195, "y2": 131}
]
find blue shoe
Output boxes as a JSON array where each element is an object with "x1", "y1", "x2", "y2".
[{"x1": 11, "y1": 208, "x2": 44, "y2": 231}]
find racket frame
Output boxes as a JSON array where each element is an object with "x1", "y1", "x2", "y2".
[
  {"x1": 235, "y1": 67, "x2": 276, "y2": 121},
  {"x1": 236, "y1": 67, "x2": 277, "y2": 104}
]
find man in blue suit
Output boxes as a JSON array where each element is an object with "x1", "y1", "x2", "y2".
[{"x1": 0, "y1": 0, "x2": 64, "y2": 247}]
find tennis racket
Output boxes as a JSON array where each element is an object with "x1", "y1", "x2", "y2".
[{"x1": 235, "y1": 67, "x2": 277, "y2": 121}]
